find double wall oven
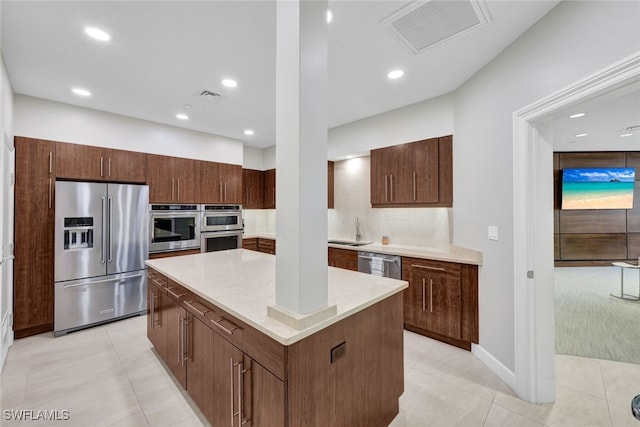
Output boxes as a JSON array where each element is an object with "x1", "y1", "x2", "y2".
[
  {"x1": 200, "y1": 204, "x2": 243, "y2": 252},
  {"x1": 149, "y1": 204, "x2": 243, "y2": 253}
]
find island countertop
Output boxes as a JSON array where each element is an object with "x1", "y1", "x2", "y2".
[{"x1": 145, "y1": 249, "x2": 408, "y2": 346}]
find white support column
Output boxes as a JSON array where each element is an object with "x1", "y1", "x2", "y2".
[{"x1": 267, "y1": 0, "x2": 336, "y2": 329}]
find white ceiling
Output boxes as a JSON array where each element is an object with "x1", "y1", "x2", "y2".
[{"x1": 2, "y1": 1, "x2": 562, "y2": 149}]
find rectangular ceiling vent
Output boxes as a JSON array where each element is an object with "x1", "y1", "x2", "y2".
[
  {"x1": 197, "y1": 90, "x2": 224, "y2": 104},
  {"x1": 382, "y1": 0, "x2": 491, "y2": 54}
]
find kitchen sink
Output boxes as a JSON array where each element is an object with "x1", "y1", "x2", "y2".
[{"x1": 328, "y1": 240, "x2": 372, "y2": 247}]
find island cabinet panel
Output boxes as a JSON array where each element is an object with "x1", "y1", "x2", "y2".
[
  {"x1": 14, "y1": 137, "x2": 56, "y2": 337},
  {"x1": 55, "y1": 142, "x2": 146, "y2": 183},
  {"x1": 146, "y1": 265, "x2": 404, "y2": 427},
  {"x1": 402, "y1": 257, "x2": 478, "y2": 350},
  {"x1": 147, "y1": 269, "x2": 168, "y2": 360},
  {"x1": 328, "y1": 247, "x2": 358, "y2": 271},
  {"x1": 371, "y1": 135, "x2": 453, "y2": 208},
  {"x1": 200, "y1": 161, "x2": 242, "y2": 204},
  {"x1": 147, "y1": 154, "x2": 200, "y2": 203}
]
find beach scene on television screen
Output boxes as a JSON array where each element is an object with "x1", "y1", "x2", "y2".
[{"x1": 562, "y1": 167, "x2": 636, "y2": 209}]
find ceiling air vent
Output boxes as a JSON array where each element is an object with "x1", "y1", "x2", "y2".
[
  {"x1": 620, "y1": 124, "x2": 640, "y2": 133},
  {"x1": 382, "y1": 0, "x2": 491, "y2": 54},
  {"x1": 197, "y1": 90, "x2": 224, "y2": 104}
]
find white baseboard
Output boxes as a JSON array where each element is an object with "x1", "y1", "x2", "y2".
[{"x1": 472, "y1": 343, "x2": 516, "y2": 391}]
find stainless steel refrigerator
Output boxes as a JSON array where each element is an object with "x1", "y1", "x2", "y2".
[{"x1": 54, "y1": 181, "x2": 149, "y2": 336}]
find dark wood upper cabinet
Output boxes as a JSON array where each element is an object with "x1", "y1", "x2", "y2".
[
  {"x1": 14, "y1": 137, "x2": 56, "y2": 337},
  {"x1": 371, "y1": 135, "x2": 453, "y2": 207},
  {"x1": 264, "y1": 169, "x2": 276, "y2": 209},
  {"x1": 147, "y1": 154, "x2": 201, "y2": 203},
  {"x1": 242, "y1": 169, "x2": 265, "y2": 209},
  {"x1": 200, "y1": 160, "x2": 242, "y2": 204},
  {"x1": 56, "y1": 142, "x2": 146, "y2": 183}
]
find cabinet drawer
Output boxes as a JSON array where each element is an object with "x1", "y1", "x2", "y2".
[
  {"x1": 147, "y1": 269, "x2": 168, "y2": 288},
  {"x1": 205, "y1": 309, "x2": 243, "y2": 349},
  {"x1": 402, "y1": 257, "x2": 461, "y2": 278}
]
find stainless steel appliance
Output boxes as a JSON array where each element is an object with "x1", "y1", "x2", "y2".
[
  {"x1": 200, "y1": 204, "x2": 243, "y2": 253},
  {"x1": 54, "y1": 181, "x2": 149, "y2": 336},
  {"x1": 149, "y1": 204, "x2": 201, "y2": 253},
  {"x1": 358, "y1": 251, "x2": 402, "y2": 279}
]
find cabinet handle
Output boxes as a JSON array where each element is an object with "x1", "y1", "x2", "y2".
[
  {"x1": 166, "y1": 287, "x2": 186, "y2": 299},
  {"x1": 220, "y1": 181, "x2": 223, "y2": 203},
  {"x1": 384, "y1": 175, "x2": 388, "y2": 202},
  {"x1": 237, "y1": 361, "x2": 243, "y2": 426},
  {"x1": 390, "y1": 174, "x2": 394, "y2": 201},
  {"x1": 152, "y1": 277, "x2": 165, "y2": 288},
  {"x1": 422, "y1": 278, "x2": 426, "y2": 311},
  {"x1": 210, "y1": 317, "x2": 239, "y2": 335},
  {"x1": 184, "y1": 300, "x2": 210, "y2": 316},
  {"x1": 411, "y1": 264, "x2": 446, "y2": 272},
  {"x1": 48, "y1": 178, "x2": 52, "y2": 209},
  {"x1": 171, "y1": 178, "x2": 175, "y2": 201},
  {"x1": 230, "y1": 358, "x2": 239, "y2": 426},
  {"x1": 100, "y1": 157, "x2": 104, "y2": 177},
  {"x1": 430, "y1": 278, "x2": 434, "y2": 313},
  {"x1": 48, "y1": 151, "x2": 52, "y2": 174},
  {"x1": 179, "y1": 315, "x2": 184, "y2": 366},
  {"x1": 100, "y1": 196, "x2": 106, "y2": 263},
  {"x1": 150, "y1": 290, "x2": 155, "y2": 329},
  {"x1": 248, "y1": 187, "x2": 251, "y2": 205},
  {"x1": 224, "y1": 182, "x2": 227, "y2": 202},
  {"x1": 177, "y1": 178, "x2": 180, "y2": 201},
  {"x1": 108, "y1": 158, "x2": 112, "y2": 177},
  {"x1": 413, "y1": 171, "x2": 417, "y2": 201}
]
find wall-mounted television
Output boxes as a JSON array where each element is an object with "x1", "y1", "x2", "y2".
[{"x1": 561, "y1": 167, "x2": 636, "y2": 210}]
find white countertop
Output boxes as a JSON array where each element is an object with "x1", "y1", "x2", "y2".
[
  {"x1": 146, "y1": 249, "x2": 408, "y2": 345},
  {"x1": 243, "y1": 234, "x2": 482, "y2": 265},
  {"x1": 329, "y1": 240, "x2": 483, "y2": 265}
]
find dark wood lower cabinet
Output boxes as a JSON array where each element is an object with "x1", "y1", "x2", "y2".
[
  {"x1": 402, "y1": 257, "x2": 478, "y2": 350},
  {"x1": 328, "y1": 247, "x2": 358, "y2": 271},
  {"x1": 147, "y1": 267, "x2": 403, "y2": 427}
]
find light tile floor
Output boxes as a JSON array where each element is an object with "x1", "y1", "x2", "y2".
[{"x1": 1, "y1": 316, "x2": 639, "y2": 426}]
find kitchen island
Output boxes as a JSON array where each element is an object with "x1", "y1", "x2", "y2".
[{"x1": 145, "y1": 249, "x2": 408, "y2": 427}]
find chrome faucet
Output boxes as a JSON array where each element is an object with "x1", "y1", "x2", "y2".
[{"x1": 355, "y1": 217, "x2": 362, "y2": 242}]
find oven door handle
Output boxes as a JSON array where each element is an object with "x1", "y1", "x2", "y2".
[{"x1": 201, "y1": 230, "x2": 243, "y2": 238}]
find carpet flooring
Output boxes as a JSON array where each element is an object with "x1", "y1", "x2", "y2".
[{"x1": 555, "y1": 266, "x2": 640, "y2": 365}]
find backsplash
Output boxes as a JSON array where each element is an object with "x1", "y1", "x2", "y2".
[{"x1": 242, "y1": 156, "x2": 452, "y2": 246}]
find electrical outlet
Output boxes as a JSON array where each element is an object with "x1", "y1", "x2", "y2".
[{"x1": 488, "y1": 226, "x2": 499, "y2": 241}]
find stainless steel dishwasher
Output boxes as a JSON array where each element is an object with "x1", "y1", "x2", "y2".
[{"x1": 358, "y1": 251, "x2": 402, "y2": 279}]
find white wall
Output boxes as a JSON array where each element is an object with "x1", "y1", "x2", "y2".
[
  {"x1": 14, "y1": 95, "x2": 244, "y2": 165},
  {"x1": 328, "y1": 93, "x2": 455, "y2": 160},
  {"x1": 243, "y1": 145, "x2": 265, "y2": 170},
  {"x1": 453, "y1": 0, "x2": 640, "y2": 372}
]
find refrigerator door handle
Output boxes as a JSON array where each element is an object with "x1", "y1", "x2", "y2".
[
  {"x1": 101, "y1": 196, "x2": 107, "y2": 264},
  {"x1": 108, "y1": 196, "x2": 113, "y2": 263}
]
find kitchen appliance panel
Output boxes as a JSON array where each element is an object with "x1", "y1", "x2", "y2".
[
  {"x1": 54, "y1": 271, "x2": 146, "y2": 335},
  {"x1": 54, "y1": 181, "x2": 106, "y2": 282},
  {"x1": 201, "y1": 230, "x2": 243, "y2": 253},
  {"x1": 358, "y1": 251, "x2": 402, "y2": 279},
  {"x1": 201, "y1": 204, "x2": 242, "y2": 232},
  {"x1": 107, "y1": 183, "x2": 149, "y2": 275},
  {"x1": 149, "y1": 204, "x2": 201, "y2": 252}
]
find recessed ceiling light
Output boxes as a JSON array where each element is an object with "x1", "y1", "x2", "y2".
[
  {"x1": 575, "y1": 133, "x2": 589, "y2": 138},
  {"x1": 326, "y1": 8, "x2": 334, "y2": 23},
  {"x1": 176, "y1": 113, "x2": 189, "y2": 120},
  {"x1": 71, "y1": 88, "x2": 91, "y2": 97},
  {"x1": 569, "y1": 113, "x2": 586, "y2": 119},
  {"x1": 244, "y1": 129, "x2": 254, "y2": 136},
  {"x1": 620, "y1": 133, "x2": 633, "y2": 138},
  {"x1": 222, "y1": 79, "x2": 238, "y2": 88},
  {"x1": 84, "y1": 27, "x2": 111, "y2": 42},
  {"x1": 387, "y1": 69, "x2": 404, "y2": 80}
]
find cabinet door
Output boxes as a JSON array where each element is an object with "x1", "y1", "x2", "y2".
[
  {"x1": 104, "y1": 148, "x2": 147, "y2": 183},
  {"x1": 219, "y1": 163, "x2": 242, "y2": 204},
  {"x1": 165, "y1": 293, "x2": 187, "y2": 388},
  {"x1": 147, "y1": 279, "x2": 167, "y2": 360},
  {"x1": 264, "y1": 169, "x2": 276, "y2": 209},
  {"x1": 257, "y1": 238, "x2": 275, "y2": 255},
  {"x1": 328, "y1": 248, "x2": 358, "y2": 271},
  {"x1": 242, "y1": 169, "x2": 265, "y2": 209},
  {"x1": 147, "y1": 154, "x2": 174, "y2": 203},
  {"x1": 385, "y1": 143, "x2": 413, "y2": 203},
  {"x1": 412, "y1": 138, "x2": 439, "y2": 203},
  {"x1": 212, "y1": 333, "x2": 244, "y2": 427},
  {"x1": 429, "y1": 271, "x2": 462, "y2": 339},
  {"x1": 186, "y1": 315, "x2": 215, "y2": 425},
  {"x1": 438, "y1": 135, "x2": 453, "y2": 205},
  {"x1": 242, "y1": 238, "x2": 258, "y2": 251},
  {"x1": 14, "y1": 137, "x2": 55, "y2": 337},
  {"x1": 55, "y1": 142, "x2": 104, "y2": 180},
  {"x1": 370, "y1": 148, "x2": 386, "y2": 205},
  {"x1": 246, "y1": 357, "x2": 286, "y2": 427},
  {"x1": 174, "y1": 157, "x2": 199, "y2": 203}
]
